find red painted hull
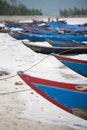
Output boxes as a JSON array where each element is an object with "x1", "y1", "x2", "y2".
[
  {"x1": 54, "y1": 54, "x2": 87, "y2": 77},
  {"x1": 18, "y1": 71, "x2": 87, "y2": 120}
]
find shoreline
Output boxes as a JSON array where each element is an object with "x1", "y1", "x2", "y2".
[{"x1": 0, "y1": 15, "x2": 87, "y2": 22}]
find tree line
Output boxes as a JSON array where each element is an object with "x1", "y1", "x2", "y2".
[
  {"x1": 59, "y1": 7, "x2": 87, "y2": 17},
  {"x1": 0, "y1": 0, "x2": 43, "y2": 15}
]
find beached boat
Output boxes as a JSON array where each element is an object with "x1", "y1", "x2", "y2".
[
  {"x1": 22, "y1": 41, "x2": 87, "y2": 55},
  {"x1": 9, "y1": 31, "x2": 25, "y2": 40},
  {"x1": 53, "y1": 54, "x2": 87, "y2": 78},
  {"x1": 49, "y1": 21, "x2": 87, "y2": 33},
  {"x1": 17, "y1": 71, "x2": 87, "y2": 120},
  {"x1": 20, "y1": 32, "x2": 87, "y2": 42},
  {"x1": 46, "y1": 39, "x2": 87, "y2": 47}
]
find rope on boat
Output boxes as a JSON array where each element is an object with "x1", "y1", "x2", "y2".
[
  {"x1": 0, "y1": 89, "x2": 31, "y2": 96},
  {"x1": 0, "y1": 54, "x2": 50, "y2": 80},
  {"x1": 0, "y1": 54, "x2": 50, "y2": 96},
  {"x1": 56, "y1": 44, "x2": 87, "y2": 55},
  {"x1": 0, "y1": 43, "x2": 86, "y2": 81}
]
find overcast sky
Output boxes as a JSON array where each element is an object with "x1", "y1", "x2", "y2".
[{"x1": 15, "y1": 0, "x2": 87, "y2": 15}]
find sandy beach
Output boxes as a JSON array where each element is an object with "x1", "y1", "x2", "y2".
[
  {"x1": 0, "y1": 17, "x2": 87, "y2": 130},
  {"x1": 0, "y1": 74, "x2": 87, "y2": 130}
]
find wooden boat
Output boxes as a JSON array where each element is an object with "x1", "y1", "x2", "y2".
[
  {"x1": 9, "y1": 31, "x2": 24, "y2": 40},
  {"x1": 53, "y1": 54, "x2": 87, "y2": 78},
  {"x1": 20, "y1": 32, "x2": 87, "y2": 42},
  {"x1": 22, "y1": 41, "x2": 87, "y2": 55},
  {"x1": 49, "y1": 22, "x2": 87, "y2": 33},
  {"x1": 0, "y1": 26, "x2": 10, "y2": 33},
  {"x1": 17, "y1": 71, "x2": 87, "y2": 120},
  {"x1": 46, "y1": 39, "x2": 87, "y2": 47}
]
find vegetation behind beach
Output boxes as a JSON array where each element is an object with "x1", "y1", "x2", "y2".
[
  {"x1": 0, "y1": 0, "x2": 87, "y2": 17},
  {"x1": 0, "y1": 0, "x2": 42, "y2": 15}
]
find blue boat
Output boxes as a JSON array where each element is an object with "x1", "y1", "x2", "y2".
[
  {"x1": 19, "y1": 32, "x2": 87, "y2": 42},
  {"x1": 49, "y1": 22, "x2": 87, "y2": 32},
  {"x1": 9, "y1": 31, "x2": 25, "y2": 40},
  {"x1": 18, "y1": 71, "x2": 87, "y2": 120},
  {"x1": 53, "y1": 54, "x2": 87, "y2": 78},
  {"x1": 46, "y1": 39, "x2": 87, "y2": 47}
]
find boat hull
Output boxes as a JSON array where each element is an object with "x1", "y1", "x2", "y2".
[
  {"x1": 46, "y1": 39, "x2": 87, "y2": 47},
  {"x1": 54, "y1": 55, "x2": 87, "y2": 78},
  {"x1": 26, "y1": 33, "x2": 87, "y2": 42},
  {"x1": 11, "y1": 31, "x2": 87, "y2": 42},
  {"x1": 18, "y1": 71, "x2": 87, "y2": 120},
  {"x1": 22, "y1": 41, "x2": 87, "y2": 55}
]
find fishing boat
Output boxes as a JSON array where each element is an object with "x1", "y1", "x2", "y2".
[
  {"x1": 49, "y1": 21, "x2": 87, "y2": 33},
  {"x1": 17, "y1": 71, "x2": 87, "y2": 120},
  {"x1": 20, "y1": 32, "x2": 87, "y2": 42},
  {"x1": 46, "y1": 39, "x2": 87, "y2": 47},
  {"x1": 9, "y1": 31, "x2": 25, "y2": 40},
  {"x1": 52, "y1": 54, "x2": 87, "y2": 78},
  {"x1": 22, "y1": 41, "x2": 87, "y2": 55}
]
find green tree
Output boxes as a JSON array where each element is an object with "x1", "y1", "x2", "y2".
[
  {"x1": 0, "y1": 0, "x2": 43, "y2": 15},
  {"x1": 59, "y1": 7, "x2": 87, "y2": 17}
]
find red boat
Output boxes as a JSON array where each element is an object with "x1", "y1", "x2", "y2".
[
  {"x1": 53, "y1": 54, "x2": 87, "y2": 78},
  {"x1": 18, "y1": 71, "x2": 87, "y2": 120}
]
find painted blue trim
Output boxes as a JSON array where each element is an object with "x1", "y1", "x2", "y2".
[
  {"x1": 62, "y1": 61, "x2": 87, "y2": 77},
  {"x1": 32, "y1": 83, "x2": 87, "y2": 109}
]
